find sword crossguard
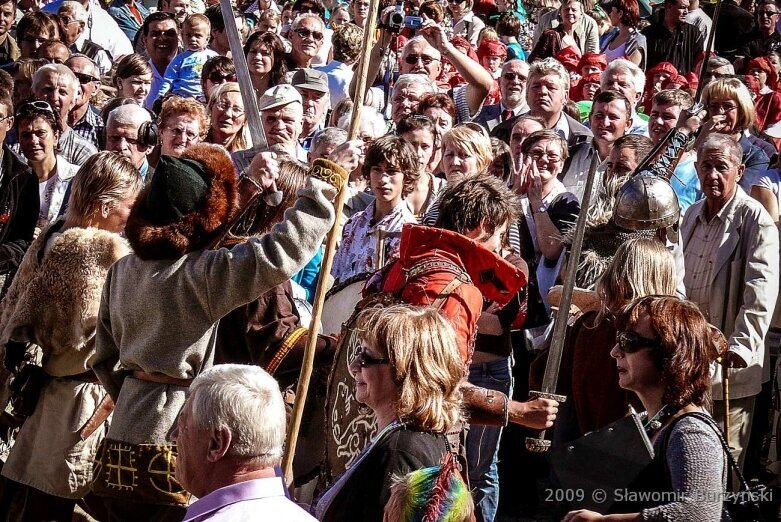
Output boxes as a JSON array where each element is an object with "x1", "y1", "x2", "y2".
[
  {"x1": 528, "y1": 390, "x2": 567, "y2": 403},
  {"x1": 524, "y1": 437, "x2": 551, "y2": 453}
]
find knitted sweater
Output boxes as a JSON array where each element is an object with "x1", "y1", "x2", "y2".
[{"x1": 93, "y1": 177, "x2": 337, "y2": 445}]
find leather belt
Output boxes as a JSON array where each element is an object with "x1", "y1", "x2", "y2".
[
  {"x1": 79, "y1": 394, "x2": 114, "y2": 440},
  {"x1": 132, "y1": 370, "x2": 193, "y2": 388}
]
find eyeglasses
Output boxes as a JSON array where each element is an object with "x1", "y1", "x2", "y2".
[
  {"x1": 528, "y1": 150, "x2": 562, "y2": 162},
  {"x1": 165, "y1": 126, "x2": 199, "y2": 140},
  {"x1": 58, "y1": 16, "x2": 81, "y2": 25},
  {"x1": 757, "y1": 10, "x2": 778, "y2": 16},
  {"x1": 615, "y1": 330, "x2": 662, "y2": 354},
  {"x1": 215, "y1": 100, "x2": 245, "y2": 116},
  {"x1": 294, "y1": 27, "x2": 324, "y2": 41},
  {"x1": 502, "y1": 72, "x2": 527, "y2": 82},
  {"x1": 354, "y1": 348, "x2": 390, "y2": 367},
  {"x1": 15, "y1": 100, "x2": 56, "y2": 118},
  {"x1": 404, "y1": 54, "x2": 438, "y2": 65},
  {"x1": 74, "y1": 72, "x2": 100, "y2": 84},
  {"x1": 149, "y1": 29, "x2": 178, "y2": 38},
  {"x1": 208, "y1": 71, "x2": 237, "y2": 83},
  {"x1": 707, "y1": 102, "x2": 738, "y2": 114},
  {"x1": 0, "y1": 115, "x2": 12, "y2": 124}
]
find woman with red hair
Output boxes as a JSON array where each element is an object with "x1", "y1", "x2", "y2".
[
  {"x1": 601, "y1": 0, "x2": 646, "y2": 68},
  {"x1": 747, "y1": 55, "x2": 781, "y2": 130}
]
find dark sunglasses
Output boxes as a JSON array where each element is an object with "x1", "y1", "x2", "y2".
[
  {"x1": 208, "y1": 71, "x2": 237, "y2": 82},
  {"x1": 502, "y1": 72, "x2": 527, "y2": 82},
  {"x1": 74, "y1": 72, "x2": 100, "y2": 84},
  {"x1": 294, "y1": 27, "x2": 324, "y2": 41},
  {"x1": 15, "y1": 100, "x2": 56, "y2": 118},
  {"x1": 448, "y1": 0, "x2": 467, "y2": 4},
  {"x1": 404, "y1": 54, "x2": 438, "y2": 65},
  {"x1": 354, "y1": 348, "x2": 390, "y2": 368},
  {"x1": 757, "y1": 10, "x2": 778, "y2": 16},
  {"x1": 149, "y1": 28, "x2": 178, "y2": 38},
  {"x1": 616, "y1": 330, "x2": 662, "y2": 354}
]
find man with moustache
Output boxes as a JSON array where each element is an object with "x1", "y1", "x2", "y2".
[
  {"x1": 473, "y1": 60, "x2": 530, "y2": 142},
  {"x1": 142, "y1": 12, "x2": 180, "y2": 110},
  {"x1": 292, "y1": 68, "x2": 330, "y2": 161}
]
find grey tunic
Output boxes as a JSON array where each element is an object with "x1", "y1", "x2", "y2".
[{"x1": 92, "y1": 178, "x2": 336, "y2": 445}]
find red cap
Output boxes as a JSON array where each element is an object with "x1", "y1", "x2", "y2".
[
  {"x1": 477, "y1": 39, "x2": 507, "y2": 60},
  {"x1": 577, "y1": 53, "x2": 607, "y2": 72},
  {"x1": 555, "y1": 47, "x2": 581, "y2": 72}
]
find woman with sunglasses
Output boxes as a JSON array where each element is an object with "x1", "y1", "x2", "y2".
[
  {"x1": 564, "y1": 296, "x2": 726, "y2": 522},
  {"x1": 15, "y1": 100, "x2": 79, "y2": 233},
  {"x1": 206, "y1": 82, "x2": 251, "y2": 153},
  {"x1": 316, "y1": 304, "x2": 464, "y2": 522},
  {"x1": 448, "y1": 0, "x2": 485, "y2": 47},
  {"x1": 244, "y1": 31, "x2": 288, "y2": 96},
  {"x1": 158, "y1": 95, "x2": 209, "y2": 158},
  {"x1": 200, "y1": 55, "x2": 237, "y2": 103},
  {"x1": 0, "y1": 152, "x2": 143, "y2": 521},
  {"x1": 114, "y1": 54, "x2": 154, "y2": 106}
]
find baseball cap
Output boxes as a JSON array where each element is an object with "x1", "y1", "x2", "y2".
[
  {"x1": 291, "y1": 68, "x2": 329, "y2": 94},
  {"x1": 258, "y1": 84, "x2": 303, "y2": 111}
]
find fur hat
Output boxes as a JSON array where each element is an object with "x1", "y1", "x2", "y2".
[{"x1": 125, "y1": 143, "x2": 239, "y2": 260}]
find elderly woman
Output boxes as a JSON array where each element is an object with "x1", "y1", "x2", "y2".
[
  {"x1": 448, "y1": 0, "x2": 485, "y2": 47},
  {"x1": 441, "y1": 124, "x2": 493, "y2": 182},
  {"x1": 528, "y1": 0, "x2": 584, "y2": 63},
  {"x1": 0, "y1": 152, "x2": 143, "y2": 521},
  {"x1": 516, "y1": 129, "x2": 579, "y2": 318},
  {"x1": 14, "y1": 100, "x2": 79, "y2": 232},
  {"x1": 600, "y1": 0, "x2": 646, "y2": 68},
  {"x1": 206, "y1": 82, "x2": 251, "y2": 153},
  {"x1": 114, "y1": 54, "x2": 153, "y2": 106},
  {"x1": 701, "y1": 77, "x2": 770, "y2": 190},
  {"x1": 244, "y1": 31, "x2": 288, "y2": 96},
  {"x1": 316, "y1": 304, "x2": 464, "y2": 522},
  {"x1": 158, "y1": 96, "x2": 209, "y2": 158},
  {"x1": 564, "y1": 296, "x2": 727, "y2": 522}
]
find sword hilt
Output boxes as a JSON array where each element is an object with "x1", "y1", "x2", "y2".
[{"x1": 524, "y1": 390, "x2": 567, "y2": 453}]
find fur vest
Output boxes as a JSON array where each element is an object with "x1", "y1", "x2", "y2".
[{"x1": 0, "y1": 224, "x2": 130, "y2": 376}]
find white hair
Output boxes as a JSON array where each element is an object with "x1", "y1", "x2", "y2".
[
  {"x1": 312, "y1": 126, "x2": 347, "y2": 151},
  {"x1": 188, "y1": 364, "x2": 286, "y2": 467},
  {"x1": 602, "y1": 58, "x2": 646, "y2": 96},
  {"x1": 337, "y1": 106, "x2": 387, "y2": 136},
  {"x1": 32, "y1": 63, "x2": 79, "y2": 97},
  {"x1": 59, "y1": 1, "x2": 87, "y2": 24},
  {"x1": 292, "y1": 12, "x2": 325, "y2": 30},
  {"x1": 402, "y1": 36, "x2": 441, "y2": 61},
  {"x1": 394, "y1": 73, "x2": 437, "y2": 95},
  {"x1": 107, "y1": 103, "x2": 152, "y2": 128}
]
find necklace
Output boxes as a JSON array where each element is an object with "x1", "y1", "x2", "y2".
[{"x1": 641, "y1": 404, "x2": 678, "y2": 437}]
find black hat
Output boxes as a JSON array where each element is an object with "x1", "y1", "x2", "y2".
[{"x1": 146, "y1": 155, "x2": 210, "y2": 226}]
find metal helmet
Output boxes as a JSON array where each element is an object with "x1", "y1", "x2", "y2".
[{"x1": 613, "y1": 173, "x2": 681, "y2": 231}]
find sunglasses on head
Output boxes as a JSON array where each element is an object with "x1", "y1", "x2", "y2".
[
  {"x1": 208, "y1": 71, "x2": 238, "y2": 82},
  {"x1": 354, "y1": 348, "x2": 390, "y2": 368},
  {"x1": 15, "y1": 100, "x2": 56, "y2": 119},
  {"x1": 294, "y1": 27, "x2": 324, "y2": 41},
  {"x1": 74, "y1": 72, "x2": 100, "y2": 84},
  {"x1": 615, "y1": 330, "x2": 662, "y2": 354}
]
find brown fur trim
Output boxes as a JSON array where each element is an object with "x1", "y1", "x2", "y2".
[{"x1": 125, "y1": 144, "x2": 239, "y2": 260}]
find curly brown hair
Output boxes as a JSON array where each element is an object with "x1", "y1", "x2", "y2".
[
  {"x1": 616, "y1": 295, "x2": 719, "y2": 409},
  {"x1": 362, "y1": 135, "x2": 420, "y2": 197}
]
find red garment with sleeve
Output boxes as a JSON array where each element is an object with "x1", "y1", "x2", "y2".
[{"x1": 366, "y1": 225, "x2": 526, "y2": 367}]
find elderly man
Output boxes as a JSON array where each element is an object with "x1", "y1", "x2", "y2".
[
  {"x1": 473, "y1": 59, "x2": 530, "y2": 140},
  {"x1": 286, "y1": 13, "x2": 324, "y2": 70},
  {"x1": 43, "y1": 0, "x2": 134, "y2": 60},
  {"x1": 65, "y1": 55, "x2": 103, "y2": 149},
  {"x1": 390, "y1": 74, "x2": 437, "y2": 124},
  {"x1": 259, "y1": 85, "x2": 304, "y2": 159},
  {"x1": 509, "y1": 114, "x2": 545, "y2": 171},
  {"x1": 532, "y1": 0, "x2": 599, "y2": 54},
  {"x1": 142, "y1": 12, "x2": 180, "y2": 110},
  {"x1": 682, "y1": 133, "x2": 779, "y2": 470},
  {"x1": 37, "y1": 40, "x2": 71, "y2": 63},
  {"x1": 563, "y1": 89, "x2": 633, "y2": 200},
  {"x1": 292, "y1": 68, "x2": 330, "y2": 156},
  {"x1": 57, "y1": 1, "x2": 112, "y2": 74},
  {"x1": 527, "y1": 58, "x2": 592, "y2": 151},
  {"x1": 600, "y1": 59, "x2": 648, "y2": 136},
  {"x1": 642, "y1": 0, "x2": 704, "y2": 74},
  {"x1": 105, "y1": 104, "x2": 155, "y2": 179},
  {"x1": 176, "y1": 365, "x2": 316, "y2": 521}
]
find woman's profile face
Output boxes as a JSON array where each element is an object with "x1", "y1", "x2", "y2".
[
  {"x1": 610, "y1": 313, "x2": 662, "y2": 394},
  {"x1": 247, "y1": 40, "x2": 274, "y2": 76},
  {"x1": 349, "y1": 340, "x2": 397, "y2": 414},
  {"x1": 18, "y1": 116, "x2": 57, "y2": 164},
  {"x1": 97, "y1": 189, "x2": 140, "y2": 233}
]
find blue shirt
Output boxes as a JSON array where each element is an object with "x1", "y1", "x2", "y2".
[
  {"x1": 152, "y1": 48, "x2": 219, "y2": 100},
  {"x1": 670, "y1": 155, "x2": 702, "y2": 213}
]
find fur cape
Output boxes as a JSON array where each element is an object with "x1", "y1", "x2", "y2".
[
  {"x1": 0, "y1": 226, "x2": 131, "y2": 376},
  {"x1": 125, "y1": 144, "x2": 240, "y2": 260}
]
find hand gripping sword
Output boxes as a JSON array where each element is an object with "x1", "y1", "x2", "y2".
[{"x1": 525, "y1": 151, "x2": 600, "y2": 453}]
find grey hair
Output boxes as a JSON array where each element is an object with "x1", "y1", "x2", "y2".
[
  {"x1": 601, "y1": 58, "x2": 646, "y2": 95},
  {"x1": 292, "y1": 12, "x2": 325, "y2": 30},
  {"x1": 32, "y1": 63, "x2": 79, "y2": 96},
  {"x1": 312, "y1": 126, "x2": 347, "y2": 151},
  {"x1": 501, "y1": 59, "x2": 529, "y2": 75},
  {"x1": 107, "y1": 103, "x2": 152, "y2": 128},
  {"x1": 66, "y1": 54, "x2": 99, "y2": 78},
  {"x1": 707, "y1": 56, "x2": 734, "y2": 74},
  {"x1": 394, "y1": 73, "x2": 437, "y2": 95},
  {"x1": 59, "y1": 1, "x2": 87, "y2": 24},
  {"x1": 697, "y1": 133, "x2": 743, "y2": 167},
  {"x1": 187, "y1": 364, "x2": 286, "y2": 466},
  {"x1": 528, "y1": 57, "x2": 570, "y2": 93},
  {"x1": 402, "y1": 36, "x2": 441, "y2": 61},
  {"x1": 337, "y1": 105, "x2": 387, "y2": 136}
]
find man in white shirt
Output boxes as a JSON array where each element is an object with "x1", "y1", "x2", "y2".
[
  {"x1": 43, "y1": 0, "x2": 133, "y2": 59},
  {"x1": 177, "y1": 365, "x2": 316, "y2": 522}
]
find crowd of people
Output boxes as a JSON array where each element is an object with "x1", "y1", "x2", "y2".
[{"x1": 0, "y1": 0, "x2": 779, "y2": 519}]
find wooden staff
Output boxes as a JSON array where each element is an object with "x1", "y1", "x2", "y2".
[
  {"x1": 723, "y1": 359, "x2": 731, "y2": 450},
  {"x1": 281, "y1": 0, "x2": 382, "y2": 484}
]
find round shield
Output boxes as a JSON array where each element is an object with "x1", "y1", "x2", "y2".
[{"x1": 322, "y1": 275, "x2": 370, "y2": 336}]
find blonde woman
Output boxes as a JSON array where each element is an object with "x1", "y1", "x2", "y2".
[
  {"x1": 441, "y1": 124, "x2": 493, "y2": 182},
  {"x1": 0, "y1": 152, "x2": 143, "y2": 521},
  {"x1": 158, "y1": 96, "x2": 209, "y2": 158},
  {"x1": 316, "y1": 305, "x2": 464, "y2": 522},
  {"x1": 206, "y1": 82, "x2": 251, "y2": 153}
]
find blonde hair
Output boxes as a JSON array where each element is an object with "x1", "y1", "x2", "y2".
[
  {"x1": 208, "y1": 82, "x2": 251, "y2": 152},
  {"x1": 441, "y1": 125, "x2": 493, "y2": 174},
  {"x1": 702, "y1": 77, "x2": 756, "y2": 132},
  {"x1": 595, "y1": 238, "x2": 677, "y2": 314},
  {"x1": 356, "y1": 305, "x2": 464, "y2": 433},
  {"x1": 66, "y1": 152, "x2": 144, "y2": 225}
]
